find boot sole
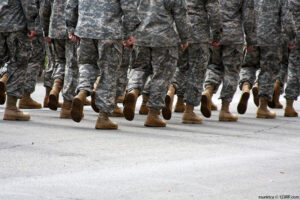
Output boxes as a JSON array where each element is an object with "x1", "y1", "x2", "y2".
[
  {"x1": 162, "y1": 95, "x2": 172, "y2": 120},
  {"x1": 237, "y1": 92, "x2": 249, "y2": 114},
  {"x1": 182, "y1": 120, "x2": 202, "y2": 124},
  {"x1": 48, "y1": 94, "x2": 58, "y2": 111},
  {"x1": 3, "y1": 115, "x2": 30, "y2": 121},
  {"x1": 91, "y1": 91, "x2": 99, "y2": 113},
  {"x1": 219, "y1": 118, "x2": 238, "y2": 122},
  {"x1": 123, "y1": 93, "x2": 136, "y2": 121},
  {"x1": 252, "y1": 87, "x2": 259, "y2": 107},
  {"x1": 284, "y1": 114, "x2": 298, "y2": 117},
  {"x1": 71, "y1": 98, "x2": 84, "y2": 123},
  {"x1": 201, "y1": 95, "x2": 211, "y2": 118},
  {"x1": 144, "y1": 124, "x2": 166, "y2": 127},
  {"x1": 0, "y1": 82, "x2": 6, "y2": 105},
  {"x1": 256, "y1": 114, "x2": 276, "y2": 119},
  {"x1": 95, "y1": 126, "x2": 118, "y2": 130}
]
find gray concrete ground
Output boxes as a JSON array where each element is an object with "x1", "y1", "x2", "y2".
[{"x1": 0, "y1": 83, "x2": 300, "y2": 200}]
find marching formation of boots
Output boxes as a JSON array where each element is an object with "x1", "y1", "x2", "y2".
[{"x1": 1, "y1": 0, "x2": 299, "y2": 130}]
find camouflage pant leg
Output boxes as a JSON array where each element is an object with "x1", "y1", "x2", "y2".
[
  {"x1": 0, "y1": 63, "x2": 7, "y2": 77},
  {"x1": 24, "y1": 35, "x2": 45, "y2": 94},
  {"x1": 127, "y1": 46, "x2": 152, "y2": 93},
  {"x1": 239, "y1": 46, "x2": 260, "y2": 90},
  {"x1": 220, "y1": 45, "x2": 244, "y2": 102},
  {"x1": 142, "y1": 76, "x2": 152, "y2": 96},
  {"x1": 52, "y1": 39, "x2": 66, "y2": 81},
  {"x1": 172, "y1": 46, "x2": 188, "y2": 98},
  {"x1": 44, "y1": 41, "x2": 55, "y2": 88},
  {"x1": 184, "y1": 43, "x2": 209, "y2": 106},
  {"x1": 279, "y1": 64, "x2": 288, "y2": 94},
  {"x1": 0, "y1": 33, "x2": 9, "y2": 69},
  {"x1": 3, "y1": 31, "x2": 31, "y2": 98},
  {"x1": 77, "y1": 39, "x2": 99, "y2": 95},
  {"x1": 116, "y1": 64, "x2": 128, "y2": 97},
  {"x1": 147, "y1": 47, "x2": 178, "y2": 110},
  {"x1": 62, "y1": 40, "x2": 78, "y2": 101},
  {"x1": 285, "y1": 47, "x2": 300, "y2": 100},
  {"x1": 94, "y1": 40, "x2": 122, "y2": 114},
  {"x1": 204, "y1": 46, "x2": 223, "y2": 94},
  {"x1": 258, "y1": 46, "x2": 281, "y2": 101}
]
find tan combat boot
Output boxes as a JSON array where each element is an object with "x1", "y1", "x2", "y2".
[
  {"x1": 95, "y1": 112, "x2": 118, "y2": 130},
  {"x1": 284, "y1": 99, "x2": 298, "y2": 117},
  {"x1": 123, "y1": 88, "x2": 139, "y2": 121},
  {"x1": 19, "y1": 92, "x2": 42, "y2": 109},
  {"x1": 237, "y1": 82, "x2": 251, "y2": 114},
  {"x1": 256, "y1": 97, "x2": 276, "y2": 119},
  {"x1": 269, "y1": 80, "x2": 283, "y2": 109},
  {"x1": 111, "y1": 98, "x2": 124, "y2": 117},
  {"x1": 43, "y1": 87, "x2": 51, "y2": 108},
  {"x1": 219, "y1": 100, "x2": 238, "y2": 122},
  {"x1": 60, "y1": 99, "x2": 72, "y2": 118},
  {"x1": 201, "y1": 85, "x2": 214, "y2": 118},
  {"x1": 71, "y1": 90, "x2": 87, "y2": 122},
  {"x1": 162, "y1": 84, "x2": 175, "y2": 120},
  {"x1": 84, "y1": 98, "x2": 91, "y2": 105},
  {"x1": 3, "y1": 96, "x2": 30, "y2": 121},
  {"x1": 48, "y1": 78, "x2": 63, "y2": 110},
  {"x1": 139, "y1": 94, "x2": 149, "y2": 115},
  {"x1": 211, "y1": 101, "x2": 218, "y2": 111},
  {"x1": 0, "y1": 73, "x2": 7, "y2": 105},
  {"x1": 182, "y1": 103, "x2": 203, "y2": 124},
  {"x1": 174, "y1": 96, "x2": 185, "y2": 113},
  {"x1": 144, "y1": 108, "x2": 166, "y2": 127},
  {"x1": 252, "y1": 82, "x2": 259, "y2": 107}
]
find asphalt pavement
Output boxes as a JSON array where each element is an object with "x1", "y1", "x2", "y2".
[{"x1": 0, "y1": 83, "x2": 300, "y2": 200}]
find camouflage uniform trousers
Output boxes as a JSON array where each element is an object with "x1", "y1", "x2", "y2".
[
  {"x1": 127, "y1": 46, "x2": 178, "y2": 110},
  {"x1": 204, "y1": 44, "x2": 244, "y2": 102},
  {"x1": 51, "y1": 39, "x2": 78, "y2": 101},
  {"x1": 116, "y1": 47, "x2": 131, "y2": 97},
  {"x1": 0, "y1": 31, "x2": 31, "y2": 98},
  {"x1": 277, "y1": 45, "x2": 289, "y2": 94},
  {"x1": 172, "y1": 43, "x2": 209, "y2": 106},
  {"x1": 44, "y1": 41, "x2": 55, "y2": 88},
  {"x1": 285, "y1": 46, "x2": 300, "y2": 100},
  {"x1": 77, "y1": 38, "x2": 122, "y2": 114},
  {"x1": 239, "y1": 46, "x2": 281, "y2": 101},
  {"x1": 23, "y1": 35, "x2": 45, "y2": 94}
]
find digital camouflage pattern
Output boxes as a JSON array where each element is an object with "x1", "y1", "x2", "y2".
[
  {"x1": 44, "y1": 41, "x2": 55, "y2": 88},
  {"x1": 77, "y1": 39, "x2": 122, "y2": 114},
  {"x1": 239, "y1": 46, "x2": 281, "y2": 101},
  {"x1": 40, "y1": 0, "x2": 68, "y2": 38},
  {"x1": 65, "y1": 0, "x2": 140, "y2": 39},
  {"x1": 0, "y1": 0, "x2": 37, "y2": 32},
  {"x1": 127, "y1": 46, "x2": 178, "y2": 110},
  {"x1": 252, "y1": 0, "x2": 296, "y2": 46},
  {"x1": 187, "y1": 0, "x2": 221, "y2": 43},
  {"x1": 172, "y1": 43, "x2": 210, "y2": 106},
  {"x1": 285, "y1": 0, "x2": 300, "y2": 100},
  {"x1": 172, "y1": 47, "x2": 188, "y2": 98},
  {"x1": 205, "y1": 45, "x2": 245, "y2": 102},
  {"x1": 135, "y1": 0, "x2": 190, "y2": 47},
  {"x1": 116, "y1": 47, "x2": 131, "y2": 97},
  {"x1": 219, "y1": 0, "x2": 253, "y2": 45},
  {"x1": 24, "y1": 35, "x2": 45, "y2": 94}
]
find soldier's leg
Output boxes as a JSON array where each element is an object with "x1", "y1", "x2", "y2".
[
  {"x1": 3, "y1": 31, "x2": 31, "y2": 121},
  {"x1": 182, "y1": 43, "x2": 209, "y2": 124},
  {"x1": 139, "y1": 76, "x2": 151, "y2": 115},
  {"x1": 48, "y1": 39, "x2": 66, "y2": 110},
  {"x1": 59, "y1": 40, "x2": 78, "y2": 118},
  {"x1": 19, "y1": 35, "x2": 45, "y2": 109},
  {"x1": 94, "y1": 40, "x2": 122, "y2": 129},
  {"x1": 202, "y1": 46, "x2": 223, "y2": 118},
  {"x1": 172, "y1": 46, "x2": 187, "y2": 113},
  {"x1": 145, "y1": 47, "x2": 178, "y2": 127},
  {"x1": 43, "y1": 41, "x2": 55, "y2": 107},
  {"x1": 124, "y1": 46, "x2": 152, "y2": 121},
  {"x1": 238, "y1": 46, "x2": 260, "y2": 114},
  {"x1": 219, "y1": 44, "x2": 244, "y2": 121},
  {"x1": 71, "y1": 38, "x2": 99, "y2": 123},
  {"x1": 256, "y1": 46, "x2": 280, "y2": 118},
  {"x1": 284, "y1": 47, "x2": 300, "y2": 117}
]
